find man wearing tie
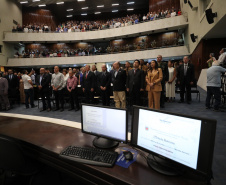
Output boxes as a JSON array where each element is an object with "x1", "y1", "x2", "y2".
[
  {"x1": 5, "y1": 69, "x2": 19, "y2": 107},
  {"x1": 99, "y1": 64, "x2": 111, "y2": 106},
  {"x1": 82, "y1": 65, "x2": 95, "y2": 104},
  {"x1": 177, "y1": 56, "x2": 195, "y2": 104},
  {"x1": 126, "y1": 60, "x2": 144, "y2": 109},
  {"x1": 36, "y1": 68, "x2": 51, "y2": 112}
]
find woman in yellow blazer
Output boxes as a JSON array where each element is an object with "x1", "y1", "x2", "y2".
[{"x1": 146, "y1": 60, "x2": 163, "y2": 110}]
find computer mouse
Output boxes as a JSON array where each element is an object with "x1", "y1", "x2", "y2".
[{"x1": 123, "y1": 151, "x2": 133, "y2": 161}]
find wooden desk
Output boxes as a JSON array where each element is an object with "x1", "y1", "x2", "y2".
[{"x1": 0, "y1": 116, "x2": 206, "y2": 185}]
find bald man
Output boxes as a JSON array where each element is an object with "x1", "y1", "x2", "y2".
[{"x1": 36, "y1": 68, "x2": 52, "y2": 112}]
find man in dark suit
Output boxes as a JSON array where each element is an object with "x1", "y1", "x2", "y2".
[
  {"x1": 36, "y1": 68, "x2": 52, "y2": 111},
  {"x1": 126, "y1": 60, "x2": 144, "y2": 108},
  {"x1": 112, "y1": 62, "x2": 127, "y2": 109},
  {"x1": 92, "y1": 65, "x2": 101, "y2": 103},
  {"x1": 157, "y1": 55, "x2": 169, "y2": 108},
  {"x1": 82, "y1": 65, "x2": 95, "y2": 104},
  {"x1": 98, "y1": 64, "x2": 111, "y2": 106},
  {"x1": 5, "y1": 69, "x2": 19, "y2": 107},
  {"x1": 177, "y1": 56, "x2": 195, "y2": 104}
]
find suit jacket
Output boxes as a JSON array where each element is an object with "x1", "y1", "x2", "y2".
[
  {"x1": 126, "y1": 69, "x2": 144, "y2": 91},
  {"x1": 112, "y1": 68, "x2": 126, "y2": 91},
  {"x1": 5, "y1": 74, "x2": 19, "y2": 89},
  {"x1": 82, "y1": 71, "x2": 95, "y2": 90},
  {"x1": 93, "y1": 70, "x2": 101, "y2": 90},
  {"x1": 0, "y1": 78, "x2": 8, "y2": 95},
  {"x1": 177, "y1": 63, "x2": 195, "y2": 84},
  {"x1": 98, "y1": 71, "x2": 111, "y2": 91},
  {"x1": 146, "y1": 68, "x2": 163, "y2": 92},
  {"x1": 36, "y1": 73, "x2": 51, "y2": 91},
  {"x1": 158, "y1": 62, "x2": 169, "y2": 83}
]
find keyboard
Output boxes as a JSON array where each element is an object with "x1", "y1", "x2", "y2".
[{"x1": 60, "y1": 146, "x2": 118, "y2": 167}]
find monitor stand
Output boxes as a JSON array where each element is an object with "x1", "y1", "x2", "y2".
[
  {"x1": 147, "y1": 154, "x2": 183, "y2": 176},
  {"x1": 93, "y1": 137, "x2": 119, "y2": 149}
]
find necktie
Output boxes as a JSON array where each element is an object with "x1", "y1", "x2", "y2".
[
  {"x1": 86, "y1": 72, "x2": 88, "y2": 79},
  {"x1": 134, "y1": 69, "x2": 136, "y2": 74},
  {"x1": 184, "y1": 65, "x2": 187, "y2": 75}
]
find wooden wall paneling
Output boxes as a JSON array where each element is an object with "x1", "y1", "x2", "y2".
[{"x1": 149, "y1": 0, "x2": 180, "y2": 13}]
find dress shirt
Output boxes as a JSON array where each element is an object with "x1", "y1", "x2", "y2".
[
  {"x1": 67, "y1": 76, "x2": 78, "y2": 90},
  {"x1": 51, "y1": 72, "x2": 64, "y2": 90},
  {"x1": 184, "y1": 64, "x2": 188, "y2": 75},
  {"x1": 22, "y1": 74, "x2": 32, "y2": 89}
]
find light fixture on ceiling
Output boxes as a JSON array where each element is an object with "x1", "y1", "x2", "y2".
[
  {"x1": 112, "y1": 10, "x2": 118, "y2": 12},
  {"x1": 77, "y1": 0, "x2": 85, "y2": 1},
  {"x1": 39, "y1": 4, "x2": 46, "y2": 7},
  {"x1": 20, "y1": 1, "x2": 28, "y2": 4},
  {"x1": 127, "y1": 8, "x2": 134, "y2": 11},
  {"x1": 32, "y1": 0, "x2": 40, "y2": 2},
  {"x1": 67, "y1": 9, "x2": 73, "y2": 11},
  {"x1": 56, "y1": 2, "x2": 64, "y2": 5},
  {"x1": 112, "y1": 3, "x2": 119, "y2": 6},
  {"x1": 67, "y1": 15, "x2": 73, "y2": 17},
  {"x1": 127, "y1": 2, "x2": 135, "y2": 4},
  {"x1": 97, "y1": 5, "x2": 104, "y2": 8},
  {"x1": 81, "y1": 13, "x2": 87, "y2": 15},
  {"x1": 81, "y1": 7, "x2": 88, "y2": 9},
  {"x1": 95, "y1": 12, "x2": 101, "y2": 14}
]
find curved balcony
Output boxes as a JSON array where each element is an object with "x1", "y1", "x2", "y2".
[
  {"x1": 7, "y1": 45, "x2": 189, "y2": 67},
  {"x1": 4, "y1": 16, "x2": 188, "y2": 43}
]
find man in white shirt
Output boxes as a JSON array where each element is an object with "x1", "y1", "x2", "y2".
[
  {"x1": 22, "y1": 70, "x2": 35, "y2": 109},
  {"x1": 218, "y1": 48, "x2": 226, "y2": 67}
]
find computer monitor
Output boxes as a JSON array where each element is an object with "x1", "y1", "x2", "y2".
[
  {"x1": 131, "y1": 106, "x2": 216, "y2": 180},
  {"x1": 81, "y1": 104, "x2": 128, "y2": 149}
]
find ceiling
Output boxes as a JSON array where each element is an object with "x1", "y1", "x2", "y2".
[{"x1": 18, "y1": 0, "x2": 149, "y2": 20}]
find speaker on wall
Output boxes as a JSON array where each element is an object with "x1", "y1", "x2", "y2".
[
  {"x1": 205, "y1": 9, "x2": 217, "y2": 24},
  {"x1": 190, "y1": 33, "x2": 198, "y2": 43},
  {"x1": 184, "y1": 0, "x2": 188, "y2": 4}
]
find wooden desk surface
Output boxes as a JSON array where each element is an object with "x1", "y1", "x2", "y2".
[{"x1": 0, "y1": 116, "x2": 206, "y2": 185}]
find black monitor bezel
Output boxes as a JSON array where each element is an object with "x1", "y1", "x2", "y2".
[
  {"x1": 81, "y1": 103, "x2": 128, "y2": 144},
  {"x1": 130, "y1": 106, "x2": 216, "y2": 177}
]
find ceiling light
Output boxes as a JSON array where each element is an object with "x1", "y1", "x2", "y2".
[
  {"x1": 56, "y1": 2, "x2": 64, "y2": 4},
  {"x1": 81, "y1": 7, "x2": 88, "y2": 9},
  {"x1": 32, "y1": 0, "x2": 40, "y2": 2},
  {"x1": 39, "y1": 4, "x2": 46, "y2": 7},
  {"x1": 127, "y1": 8, "x2": 134, "y2": 11},
  {"x1": 112, "y1": 3, "x2": 119, "y2": 6},
  {"x1": 127, "y1": 2, "x2": 135, "y2": 4},
  {"x1": 81, "y1": 13, "x2": 87, "y2": 15},
  {"x1": 112, "y1": 10, "x2": 118, "y2": 12},
  {"x1": 97, "y1": 5, "x2": 104, "y2": 7},
  {"x1": 67, "y1": 15, "x2": 73, "y2": 17},
  {"x1": 95, "y1": 12, "x2": 101, "y2": 14},
  {"x1": 77, "y1": 0, "x2": 85, "y2": 1},
  {"x1": 20, "y1": 1, "x2": 28, "y2": 4},
  {"x1": 67, "y1": 9, "x2": 73, "y2": 11}
]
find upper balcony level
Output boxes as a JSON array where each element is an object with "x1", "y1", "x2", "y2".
[{"x1": 4, "y1": 16, "x2": 188, "y2": 43}]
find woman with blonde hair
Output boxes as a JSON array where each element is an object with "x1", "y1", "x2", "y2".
[{"x1": 146, "y1": 60, "x2": 163, "y2": 109}]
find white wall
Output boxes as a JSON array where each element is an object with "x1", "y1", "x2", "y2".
[
  {"x1": 0, "y1": 0, "x2": 22, "y2": 66},
  {"x1": 180, "y1": 0, "x2": 226, "y2": 54},
  {"x1": 7, "y1": 46, "x2": 189, "y2": 67},
  {"x1": 4, "y1": 16, "x2": 188, "y2": 42}
]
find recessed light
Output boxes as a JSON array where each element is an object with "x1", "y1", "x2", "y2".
[
  {"x1": 81, "y1": 7, "x2": 88, "y2": 9},
  {"x1": 127, "y1": 2, "x2": 135, "y2": 4},
  {"x1": 127, "y1": 8, "x2": 134, "y2": 11},
  {"x1": 95, "y1": 12, "x2": 101, "y2": 14},
  {"x1": 97, "y1": 5, "x2": 104, "y2": 7},
  {"x1": 39, "y1": 4, "x2": 46, "y2": 7},
  {"x1": 112, "y1": 3, "x2": 119, "y2": 6},
  {"x1": 112, "y1": 10, "x2": 118, "y2": 12},
  {"x1": 20, "y1": 1, "x2": 28, "y2": 4},
  {"x1": 77, "y1": 0, "x2": 85, "y2": 1},
  {"x1": 32, "y1": 0, "x2": 40, "y2": 2},
  {"x1": 56, "y1": 2, "x2": 64, "y2": 4},
  {"x1": 67, "y1": 15, "x2": 73, "y2": 17},
  {"x1": 81, "y1": 13, "x2": 87, "y2": 15},
  {"x1": 67, "y1": 9, "x2": 73, "y2": 11}
]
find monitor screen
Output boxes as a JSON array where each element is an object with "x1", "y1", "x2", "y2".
[
  {"x1": 131, "y1": 106, "x2": 216, "y2": 176},
  {"x1": 81, "y1": 104, "x2": 127, "y2": 142}
]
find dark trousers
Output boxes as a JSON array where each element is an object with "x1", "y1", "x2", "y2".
[
  {"x1": 24, "y1": 88, "x2": 34, "y2": 108},
  {"x1": 85, "y1": 90, "x2": 94, "y2": 104},
  {"x1": 206, "y1": 86, "x2": 221, "y2": 109},
  {"x1": 160, "y1": 83, "x2": 165, "y2": 106},
  {"x1": 129, "y1": 89, "x2": 141, "y2": 107},
  {"x1": 53, "y1": 89, "x2": 64, "y2": 109},
  {"x1": 68, "y1": 89, "x2": 79, "y2": 109},
  {"x1": 40, "y1": 89, "x2": 51, "y2": 110},
  {"x1": 101, "y1": 89, "x2": 110, "y2": 106},
  {"x1": 0, "y1": 94, "x2": 10, "y2": 109},
  {"x1": 180, "y1": 78, "x2": 191, "y2": 102}
]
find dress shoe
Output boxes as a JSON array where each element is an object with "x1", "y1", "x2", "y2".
[
  {"x1": 178, "y1": 100, "x2": 184, "y2": 103},
  {"x1": 60, "y1": 108, "x2": 64, "y2": 112},
  {"x1": 40, "y1": 109, "x2": 46, "y2": 112},
  {"x1": 53, "y1": 108, "x2": 59, "y2": 111},
  {"x1": 26, "y1": 107, "x2": 29, "y2": 109},
  {"x1": 160, "y1": 105, "x2": 165, "y2": 108},
  {"x1": 31, "y1": 105, "x2": 36, "y2": 108},
  {"x1": 47, "y1": 108, "x2": 51, "y2": 112},
  {"x1": 68, "y1": 108, "x2": 74, "y2": 111},
  {"x1": 75, "y1": 108, "x2": 79, "y2": 111},
  {"x1": 187, "y1": 101, "x2": 191, "y2": 104}
]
